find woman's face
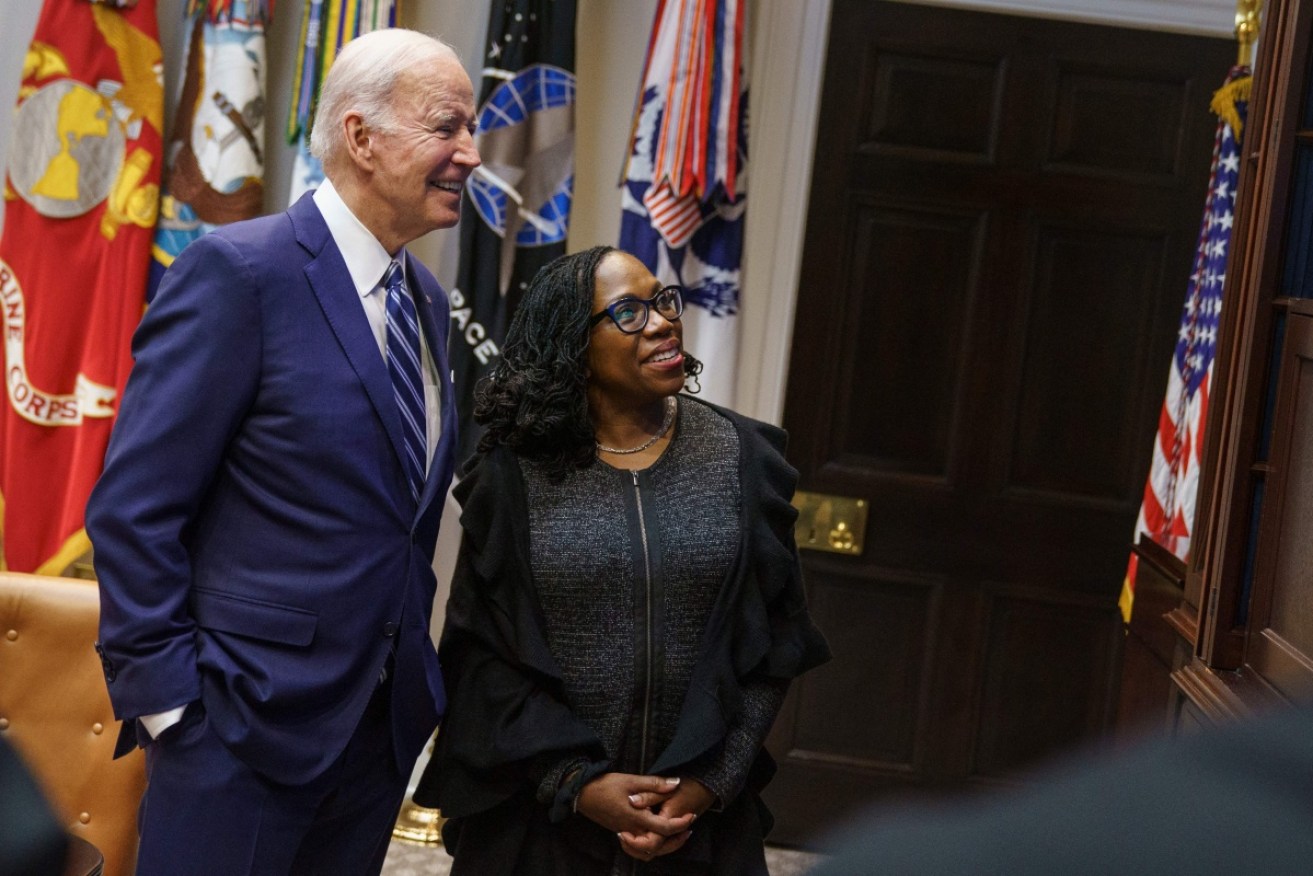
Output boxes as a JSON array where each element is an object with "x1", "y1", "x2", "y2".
[{"x1": 586, "y1": 252, "x2": 686, "y2": 407}]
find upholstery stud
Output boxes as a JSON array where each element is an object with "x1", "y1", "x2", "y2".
[
  {"x1": 92, "y1": 723, "x2": 104, "y2": 735},
  {"x1": 5, "y1": 629, "x2": 16, "y2": 640},
  {"x1": 0, "y1": 717, "x2": 9, "y2": 730},
  {"x1": 78, "y1": 812, "x2": 91, "y2": 824}
]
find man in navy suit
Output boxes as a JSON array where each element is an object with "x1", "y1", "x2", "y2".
[{"x1": 86, "y1": 28, "x2": 480, "y2": 875}]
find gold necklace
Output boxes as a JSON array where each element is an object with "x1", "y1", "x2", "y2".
[{"x1": 596, "y1": 397, "x2": 677, "y2": 455}]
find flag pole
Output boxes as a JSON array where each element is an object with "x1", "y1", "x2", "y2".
[{"x1": 1235, "y1": 0, "x2": 1262, "y2": 67}]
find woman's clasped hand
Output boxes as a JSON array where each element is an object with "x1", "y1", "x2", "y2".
[{"x1": 575, "y1": 773, "x2": 717, "y2": 859}]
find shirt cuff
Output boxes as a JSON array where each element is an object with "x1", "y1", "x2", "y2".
[{"x1": 139, "y1": 705, "x2": 187, "y2": 739}]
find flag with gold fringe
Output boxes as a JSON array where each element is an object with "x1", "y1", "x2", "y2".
[
  {"x1": 286, "y1": 0, "x2": 398, "y2": 202},
  {"x1": 619, "y1": 0, "x2": 748, "y2": 407},
  {"x1": 150, "y1": 0, "x2": 272, "y2": 300},
  {"x1": 1120, "y1": 66, "x2": 1251, "y2": 623},
  {"x1": 0, "y1": 0, "x2": 163, "y2": 574}
]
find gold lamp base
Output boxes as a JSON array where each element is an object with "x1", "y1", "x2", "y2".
[{"x1": 392, "y1": 800, "x2": 445, "y2": 846}]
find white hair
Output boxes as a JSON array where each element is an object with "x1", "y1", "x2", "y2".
[{"x1": 308, "y1": 28, "x2": 458, "y2": 171}]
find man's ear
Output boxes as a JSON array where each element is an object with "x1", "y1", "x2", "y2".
[{"x1": 344, "y1": 112, "x2": 373, "y2": 168}]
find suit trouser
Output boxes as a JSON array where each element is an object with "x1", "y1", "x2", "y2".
[{"x1": 134, "y1": 674, "x2": 407, "y2": 876}]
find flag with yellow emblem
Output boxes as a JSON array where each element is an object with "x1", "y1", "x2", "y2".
[{"x1": 0, "y1": 0, "x2": 162, "y2": 574}]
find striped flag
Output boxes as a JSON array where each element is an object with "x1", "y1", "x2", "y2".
[
  {"x1": 1120, "y1": 67, "x2": 1251, "y2": 623},
  {"x1": 0, "y1": 0, "x2": 163, "y2": 573},
  {"x1": 150, "y1": 0, "x2": 271, "y2": 300},
  {"x1": 620, "y1": 0, "x2": 748, "y2": 407},
  {"x1": 285, "y1": 0, "x2": 397, "y2": 202}
]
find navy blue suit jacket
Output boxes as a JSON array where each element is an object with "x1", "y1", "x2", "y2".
[{"x1": 87, "y1": 193, "x2": 456, "y2": 785}]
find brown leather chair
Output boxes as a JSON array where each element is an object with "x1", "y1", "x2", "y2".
[{"x1": 0, "y1": 571, "x2": 145, "y2": 876}]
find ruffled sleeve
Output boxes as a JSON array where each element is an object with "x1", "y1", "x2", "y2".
[
  {"x1": 733, "y1": 414, "x2": 833, "y2": 680},
  {"x1": 649, "y1": 404, "x2": 831, "y2": 777}
]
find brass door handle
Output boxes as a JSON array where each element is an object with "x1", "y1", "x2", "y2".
[{"x1": 792, "y1": 491, "x2": 868, "y2": 556}]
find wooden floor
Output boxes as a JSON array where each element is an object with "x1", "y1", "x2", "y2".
[{"x1": 382, "y1": 840, "x2": 826, "y2": 874}]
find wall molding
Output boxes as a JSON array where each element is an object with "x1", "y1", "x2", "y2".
[{"x1": 899, "y1": 0, "x2": 1238, "y2": 37}]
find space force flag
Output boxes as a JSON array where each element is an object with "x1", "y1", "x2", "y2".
[
  {"x1": 450, "y1": 0, "x2": 578, "y2": 461},
  {"x1": 0, "y1": 0, "x2": 163, "y2": 574},
  {"x1": 620, "y1": 0, "x2": 748, "y2": 407}
]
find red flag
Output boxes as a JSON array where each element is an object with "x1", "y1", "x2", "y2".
[{"x1": 0, "y1": 0, "x2": 162, "y2": 574}]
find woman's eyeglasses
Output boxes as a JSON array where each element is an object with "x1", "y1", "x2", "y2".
[{"x1": 589, "y1": 285, "x2": 685, "y2": 334}]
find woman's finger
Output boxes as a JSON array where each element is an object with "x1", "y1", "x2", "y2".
[
  {"x1": 632, "y1": 809, "x2": 695, "y2": 837},
  {"x1": 627, "y1": 791, "x2": 669, "y2": 809},
  {"x1": 653, "y1": 830, "x2": 693, "y2": 857},
  {"x1": 618, "y1": 831, "x2": 663, "y2": 858},
  {"x1": 631, "y1": 775, "x2": 682, "y2": 794}
]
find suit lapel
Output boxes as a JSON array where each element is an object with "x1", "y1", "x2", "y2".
[{"x1": 292, "y1": 196, "x2": 412, "y2": 484}]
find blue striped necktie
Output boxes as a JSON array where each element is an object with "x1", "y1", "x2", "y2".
[{"x1": 383, "y1": 261, "x2": 426, "y2": 502}]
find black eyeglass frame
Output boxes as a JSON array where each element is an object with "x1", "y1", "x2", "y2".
[{"x1": 588, "y1": 285, "x2": 685, "y2": 334}]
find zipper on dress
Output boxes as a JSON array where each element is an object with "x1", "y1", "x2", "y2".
[{"x1": 632, "y1": 470, "x2": 655, "y2": 774}]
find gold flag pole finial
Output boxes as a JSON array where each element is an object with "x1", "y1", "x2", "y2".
[{"x1": 1235, "y1": 0, "x2": 1262, "y2": 67}]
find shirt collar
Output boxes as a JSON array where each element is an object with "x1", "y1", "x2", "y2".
[{"x1": 312, "y1": 178, "x2": 400, "y2": 299}]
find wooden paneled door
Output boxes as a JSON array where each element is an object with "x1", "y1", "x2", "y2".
[{"x1": 764, "y1": 0, "x2": 1232, "y2": 844}]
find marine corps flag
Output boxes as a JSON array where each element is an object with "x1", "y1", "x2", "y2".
[
  {"x1": 450, "y1": 0, "x2": 578, "y2": 461},
  {"x1": 0, "y1": 0, "x2": 162, "y2": 573}
]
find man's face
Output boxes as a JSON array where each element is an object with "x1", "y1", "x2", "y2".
[{"x1": 366, "y1": 53, "x2": 480, "y2": 247}]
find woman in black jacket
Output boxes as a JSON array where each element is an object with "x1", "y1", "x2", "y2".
[{"x1": 415, "y1": 246, "x2": 829, "y2": 875}]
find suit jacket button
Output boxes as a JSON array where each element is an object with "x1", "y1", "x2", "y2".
[{"x1": 383, "y1": 622, "x2": 398, "y2": 638}]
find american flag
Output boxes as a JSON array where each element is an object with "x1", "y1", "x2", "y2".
[
  {"x1": 619, "y1": 0, "x2": 748, "y2": 407},
  {"x1": 1120, "y1": 67, "x2": 1251, "y2": 623}
]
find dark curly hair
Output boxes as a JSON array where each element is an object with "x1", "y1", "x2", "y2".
[{"x1": 473, "y1": 245, "x2": 703, "y2": 480}]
